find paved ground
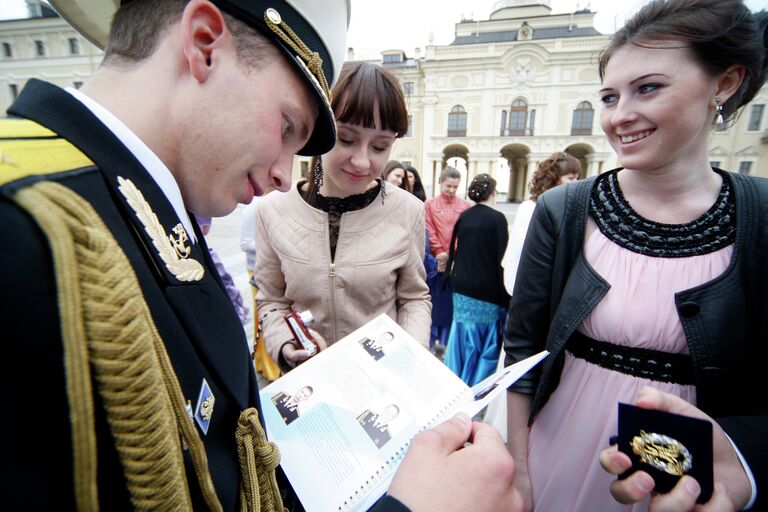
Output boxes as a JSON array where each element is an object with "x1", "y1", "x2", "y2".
[{"x1": 205, "y1": 197, "x2": 521, "y2": 384}]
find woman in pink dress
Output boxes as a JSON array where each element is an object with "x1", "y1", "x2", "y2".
[{"x1": 503, "y1": 0, "x2": 768, "y2": 510}]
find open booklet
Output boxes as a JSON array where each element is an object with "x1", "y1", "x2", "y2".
[{"x1": 260, "y1": 313, "x2": 548, "y2": 512}]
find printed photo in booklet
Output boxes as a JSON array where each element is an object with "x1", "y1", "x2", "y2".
[{"x1": 260, "y1": 313, "x2": 548, "y2": 512}]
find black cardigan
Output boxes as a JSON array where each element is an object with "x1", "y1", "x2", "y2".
[
  {"x1": 503, "y1": 170, "x2": 768, "y2": 509},
  {"x1": 447, "y1": 203, "x2": 510, "y2": 309}
]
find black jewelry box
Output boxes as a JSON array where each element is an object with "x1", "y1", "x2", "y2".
[{"x1": 617, "y1": 402, "x2": 713, "y2": 503}]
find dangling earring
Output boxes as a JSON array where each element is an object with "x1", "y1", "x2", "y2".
[
  {"x1": 313, "y1": 156, "x2": 324, "y2": 188},
  {"x1": 714, "y1": 99, "x2": 724, "y2": 126},
  {"x1": 380, "y1": 173, "x2": 387, "y2": 204}
]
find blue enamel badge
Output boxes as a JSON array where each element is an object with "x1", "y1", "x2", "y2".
[{"x1": 194, "y1": 378, "x2": 215, "y2": 435}]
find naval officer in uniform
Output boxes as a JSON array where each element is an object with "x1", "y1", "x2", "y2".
[
  {"x1": 272, "y1": 385, "x2": 313, "y2": 425},
  {"x1": 1, "y1": 1, "x2": 523, "y2": 511},
  {"x1": 358, "y1": 404, "x2": 400, "y2": 448},
  {"x1": 360, "y1": 331, "x2": 395, "y2": 361}
]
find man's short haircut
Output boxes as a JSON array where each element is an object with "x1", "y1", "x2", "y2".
[
  {"x1": 104, "y1": 0, "x2": 279, "y2": 69},
  {"x1": 439, "y1": 166, "x2": 461, "y2": 182}
]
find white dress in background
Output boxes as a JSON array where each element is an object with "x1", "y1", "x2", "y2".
[{"x1": 484, "y1": 199, "x2": 536, "y2": 438}]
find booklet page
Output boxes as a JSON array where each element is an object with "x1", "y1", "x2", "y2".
[{"x1": 260, "y1": 314, "x2": 548, "y2": 512}]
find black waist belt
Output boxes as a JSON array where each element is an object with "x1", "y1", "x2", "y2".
[{"x1": 566, "y1": 331, "x2": 695, "y2": 385}]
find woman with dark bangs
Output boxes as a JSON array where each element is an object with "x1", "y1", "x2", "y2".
[{"x1": 254, "y1": 62, "x2": 431, "y2": 370}]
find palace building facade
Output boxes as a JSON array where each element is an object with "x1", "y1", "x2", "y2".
[
  {"x1": 2, "y1": 0, "x2": 766, "y2": 199},
  {"x1": 334, "y1": 0, "x2": 767, "y2": 199}
]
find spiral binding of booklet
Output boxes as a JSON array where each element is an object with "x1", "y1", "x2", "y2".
[
  {"x1": 338, "y1": 391, "x2": 466, "y2": 511},
  {"x1": 337, "y1": 440, "x2": 409, "y2": 511}
]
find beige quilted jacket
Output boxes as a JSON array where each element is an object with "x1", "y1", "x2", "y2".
[{"x1": 254, "y1": 184, "x2": 431, "y2": 363}]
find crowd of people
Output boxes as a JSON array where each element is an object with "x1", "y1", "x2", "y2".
[{"x1": 2, "y1": 0, "x2": 766, "y2": 511}]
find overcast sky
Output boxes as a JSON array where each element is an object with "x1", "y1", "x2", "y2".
[{"x1": 1, "y1": 0, "x2": 766, "y2": 60}]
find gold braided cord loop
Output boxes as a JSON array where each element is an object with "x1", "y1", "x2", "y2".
[
  {"x1": 152, "y1": 321, "x2": 223, "y2": 512},
  {"x1": 16, "y1": 182, "x2": 99, "y2": 511},
  {"x1": 264, "y1": 13, "x2": 331, "y2": 102},
  {"x1": 236, "y1": 409, "x2": 286, "y2": 512},
  {"x1": 14, "y1": 181, "x2": 221, "y2": 511}
]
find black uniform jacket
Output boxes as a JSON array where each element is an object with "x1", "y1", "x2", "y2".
[
  {"x1": 1, "y1": 80, "x2": 408, "y2": 512},
  {"x1": 503, "y1": 172, "x2": 768, "y2": 508}
]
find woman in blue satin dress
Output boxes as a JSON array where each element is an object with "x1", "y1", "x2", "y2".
[{"x1": 444, "y1": 174, "x2": 510, "y2": 385}]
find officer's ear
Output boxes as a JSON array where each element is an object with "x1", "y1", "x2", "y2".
[{"x1": 180, "y1": 0, "x2": 227, "y2": 83}]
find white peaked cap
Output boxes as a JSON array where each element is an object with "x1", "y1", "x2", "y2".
[{"x1": 49, "y1": 0, "x2": 351, "y2": 155}]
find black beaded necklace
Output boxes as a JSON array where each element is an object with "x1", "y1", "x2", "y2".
[{"x1": 589, "y1": 169, "x2": 735, "y2": 258}]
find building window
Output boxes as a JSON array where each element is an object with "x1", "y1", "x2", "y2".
[
  {"x1": 447, "y1": 105, "x2": 467, "y2": 137},
  {"x1": 403, "y1": 82, "x2": 414, "y2": 96},
  {"x1": 709, "y1": 161, "x2": 721, "y2": 169},
  {"x1": 8, "y1": 84, "x2": 19, "y2": 101},
  {"x1": 2, "y1": 42, "x2": 12, "y2": 58},
  {"x1": 34, "y1": 40, "x2": 46, "y2": 57},
  {"x1": 571, "y1": 101, "x2": 594, "y2": 135},
  {"x1": 500, "y1": 110, "x2": 507, "y2": 136},
  {"x1": 509, "y1": 99, "x2": 528, "y2": 136},
  {"x1": 73, "y1": 81, "x2": 84, "y2": 89},
  {"x1": 404, "y1": 115, "x2": 413, "y2": 138},
  {"x1": 748, "y1": 104, "x2": 764, "y2": 132},
  {"x1": 383, "y1": 53, "x2": 402, "y2": 63},
  {"x1": 68, "y1": 38, "x2": 81, "y2": 55},
  {"x1": 738, "y1": 161, "x2": 753, "y2": 175},
  {"x1": 300, "y1": 160, "x2": 309, "y2": 178}
]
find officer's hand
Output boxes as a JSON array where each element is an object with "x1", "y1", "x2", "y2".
[
  {"x1": 599, "y1": 386, "x2": 751, "y2": 511},
  {"x1": 388, "y1": 414, "x2": 522, "y2": 512}
]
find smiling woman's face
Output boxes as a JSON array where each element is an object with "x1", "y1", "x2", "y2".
[
  {"x1": 319, "y1": 118, "x2": 397, "y2": 198},
  {"x1": 599, "y1": 43, "x2": 717, "y2": 173}
]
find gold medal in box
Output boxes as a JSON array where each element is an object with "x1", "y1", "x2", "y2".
[{"x1": 616, "y1": 403, "x2": 714, "y2": 503}]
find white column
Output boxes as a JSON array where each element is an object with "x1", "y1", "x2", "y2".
[
  {"x1": 524, "y1": 159, "x2": 538, "y2": 201},
  {"x1": 587, "y1": 154, "x2": 600, "y2": 177}
]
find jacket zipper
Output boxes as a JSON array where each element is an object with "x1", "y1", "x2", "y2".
[
  {"x1": 329, "y1": 262, "x2": 337, "y2": 343},
  {"x1": 325, "y1": 217, "x2": 338, "y2": 344}
]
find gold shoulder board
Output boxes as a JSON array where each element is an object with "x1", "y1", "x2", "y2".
[{"x1": 0, "y1": 119, "x2": 94, "y2": 187}]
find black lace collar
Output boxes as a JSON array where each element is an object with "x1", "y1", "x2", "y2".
[
  {"x1": 589, "y1": 169, "x2": 735, "y2": 258},
  {"x1": 299, "y1": 180, "x2": 382, "y2": 213},
  {"x1": 314, "y1": 183, "x2": 381, "y2": 213}
]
